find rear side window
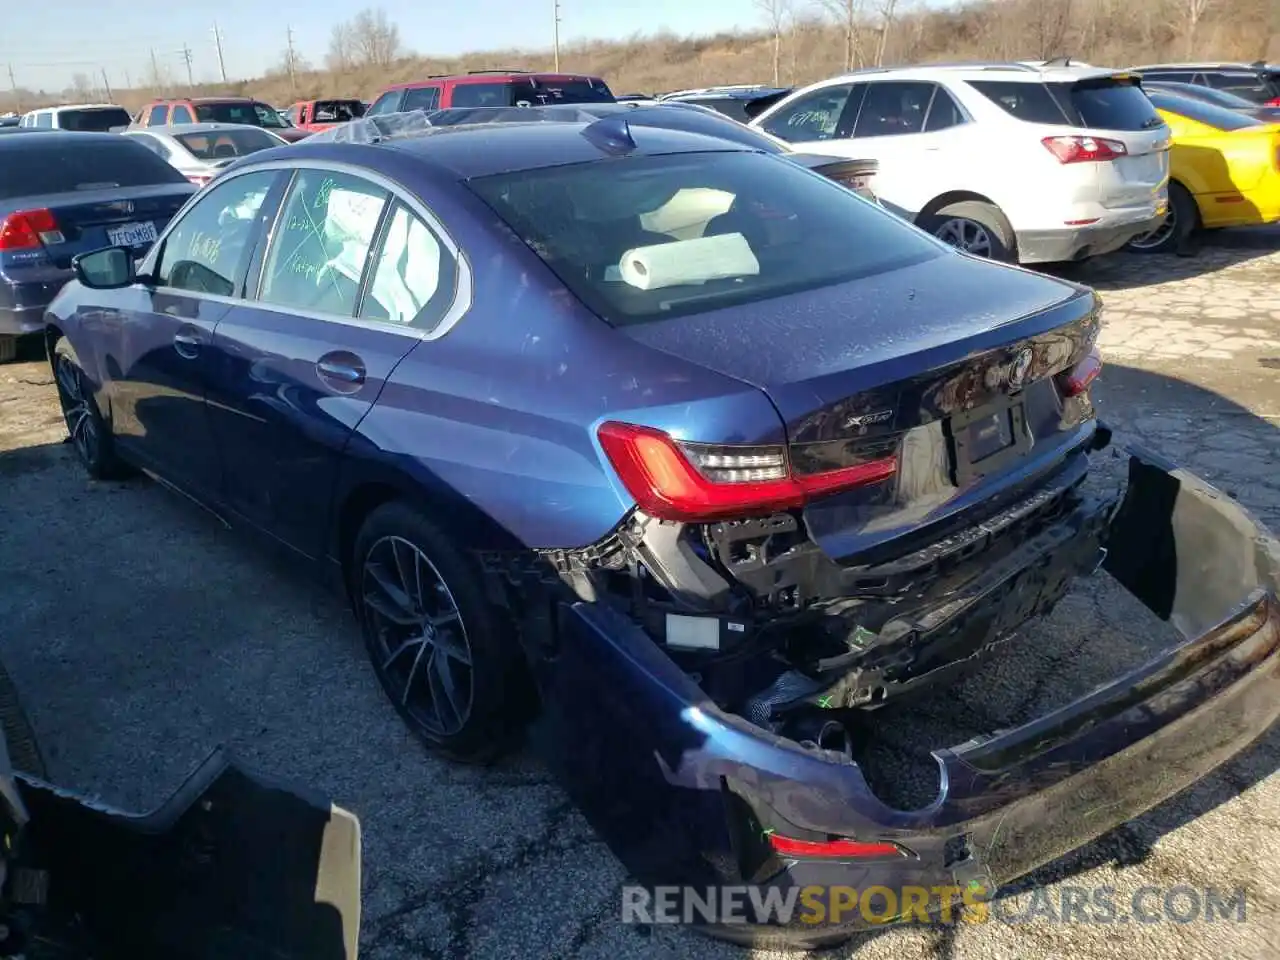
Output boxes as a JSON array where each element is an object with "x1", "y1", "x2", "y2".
[
  {"x1": 1053, "y1": 80, "x2": 1165, "y2": 131},
  {"x1": 509, "y1": 79, "x2": 613, "y2": 105},
  {"x1": 57, "y1": 108, "x2": 132, "y2": 131},
  {"x1": 360, "y1": 202, "x2": 458, "y2": 328},
  {"x1": 314, "y1": 99, "x2": 366, "y2": 122},
  {"x1": 968, "y1": 81, "x2": 1068, "y2": 124},
  {"x1": 469, "y1": 151, "x2": 941, "y2": 327},
  {"x1": 401, "y1": 86, "x2": 441, "y2": 111},
  {"x1": 147, "y1": 105, "x2": 169, "y2": 125},
  {"x1": 172, "y1": 105, "x2": 194, "y2": 123},
  {"x1": 0, "y1": 138, "x2": 188, "y2": 200},
  {"x1": 35, "y1": 112, "x2": 53, "y2": 129},
  {"x1": 449, "y1": 83, "x2": 512, "y2": 108},
  {"x1": 854, "y1": 81, "x2": 935, "y2": 137},
  {"x1": 1147, "y1": 92, "x2": 1266, "y2": 132}
]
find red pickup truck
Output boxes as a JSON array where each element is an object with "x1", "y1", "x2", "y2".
[{"x1": 286, "y1": 99, "x2": 366, "y2": 133}]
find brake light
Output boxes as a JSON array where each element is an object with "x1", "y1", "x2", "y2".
[
  {"x1": 0, "y1": 208, "x2": 63, "y2": 251},
  {"x1": 1042, "y1": 135, "x2": 1128, "y2": 163},
  {"x1": 597, "y1": 421, "x2": 897, "y2": 523},
  {"x1": 767, "y1": 834, "x2": 908, "y2": 860},
  {"x1": 1058, "y1": 345, "x2": 1102, "y2": 397},
  {"x1": 1267, "y1": 97, "x2": 1280, "y2": 107}
]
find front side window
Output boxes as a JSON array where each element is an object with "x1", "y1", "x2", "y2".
[
  {"x1": 156, "y1": 170, "x2": 278, "y2": 296},
  {"x1": 35, "y1": 112, "x2": 53, "y2": 129},
  {"x1": 366, "y1": 91, "x2": 403, "y2": 116},
  {"x1": 258, "y1": 169, "x2": 388, "y2": 316},
  {"x1": 147, "y1": 105, "x2": 169, "y2": 125},
  {"x1": 854, "y1": 81, "x2": 935, "y2": 137},
  {"x1": 469, "y1": 150, "x2": 941, "y2": 326},
  {"x1": 759, "y1": 84, "x2": 857, "y2": 143},
  {"x1": 401, "y1": 86, "x2": 441, "y2": 112},
  {"x1": 360, "y1": 202, "x2": 457, "y2": 328}
]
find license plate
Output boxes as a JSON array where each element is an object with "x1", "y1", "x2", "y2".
[
  {"x1": 968, "y1": 409, "x2": 1015, "y2": 463},
  {"x1": 107, "y1": 221, "x2": 158, "y2": 248}
]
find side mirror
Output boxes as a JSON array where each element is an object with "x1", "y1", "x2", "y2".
[{"x1": 72, "y1": 246, "x2": 136, "y2": 290}]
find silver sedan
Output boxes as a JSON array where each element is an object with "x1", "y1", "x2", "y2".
[{"x1": 120, "y1": 122, "x2": 290, "y2": 186}]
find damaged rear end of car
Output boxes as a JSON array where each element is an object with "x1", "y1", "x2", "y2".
[{"x1": 459, "y1": 138, "x2": 1280, "y2": 944}]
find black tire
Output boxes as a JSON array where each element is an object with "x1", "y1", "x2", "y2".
[
  {"x1": 52, "y1": 337, "x2": 130, "y2": 481},
  {"x1": 923, "y1": 200, "x2": 1016, "y2": 262},
  {"x1": 0, "y1": 335, "x2": 16, "y2": 364},
  {"x1": 1126, "y1": 181, "x2": 1199, "y2": 255},
  {"x1": 351, "y1": 501, "x2": 535, "y2": 763},
  {"x1": 0, "y1": 654, "x2": 47, "y2": 778}
]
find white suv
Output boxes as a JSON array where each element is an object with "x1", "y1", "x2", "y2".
[
  {"x1": 18, "y1": 103, "x2": 133, "y2": 132},
  {"x1": 748, "y1": 62, "x2": 1171, "y2": 263}
]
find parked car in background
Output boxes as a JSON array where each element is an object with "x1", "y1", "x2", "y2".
[
  {"x1": 134, "y1": 97, "x2": 311, "y2": 142},
  {"x1": 0, "y1": 132, "x2": 194, "y2": 361},
  {"x1": 287, "y1": 98, "x2": 367, "y2": 132},
  {"x1": 749, "y1": 62, "x2": 1170, "y2": 264},
  {"x1": 43, "y1": 118, "x2": 1280, "y2": 948},
  {"x1": 123, "y1": 123, "x2": 290, "y2": 186},
  {"x1": 18, "y1": 103, "x2": 132, "y2": 132},
  {"x1": 366, "y1": 70, "x2": 614, "y2": 115},
  {"x1": 1132, "y1": 62, "x2": 1280, "y2": 106},
  {"x1": 1126, "y1": 89, "x2": 1280, "y2": 253},
  {"x1": 0, "y1": 114, "x2": 19, "y2": 128},
  {"x1": 656, "y1": 85, "x2": 793, "y2": 122},
  {"x1": 1142, "y1": 80, "x2": 1280, "y2": 123}
]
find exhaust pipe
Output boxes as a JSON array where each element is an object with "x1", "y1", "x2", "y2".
[{"x1": 785, "y1": 714, "x2": 855, "y2": 760}]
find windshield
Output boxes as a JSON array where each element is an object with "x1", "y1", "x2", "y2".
[
  {"x1": 193, "y1": 102, "x2": 286, "y2": 128},
  {"x1": 468, "y1": 150, "x2": 940, "y2": 327},
  {"x1": 0, "y1": 138, "x2": 187, "y2": 200},
  {"x1": 313, "y1": 100, "x2": 366, "y2": 122},
  {"x1": 176, "y1": 128, "x2": 283, "y2": 160},
  {"x1": 1148, "y1": 92, "x2": 1267, "y2": 131},
  {"x1": 57, "y1": 107, "x2": 132, "y2": 132}
]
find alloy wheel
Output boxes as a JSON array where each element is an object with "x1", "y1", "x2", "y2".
[
  {"x1": 933, "y1": 217, "x2": 994, "y2": 257},
  {"x1": 1127, "y1": 207, "x2": 1177, "y2": 251},
  {"x1": 54, "y1": 356, "x2": 100, "y2": 466},
  {"x1": 361, "y1": 535, "x2": 474, "y2": 736}
]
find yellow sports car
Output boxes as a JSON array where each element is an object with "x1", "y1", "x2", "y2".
[{"x1": 1127, "y1": 88, "x2": 1280, "y2": 252}]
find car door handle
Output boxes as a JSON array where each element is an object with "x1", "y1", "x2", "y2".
[
  {"x1": 173, "y1": 329, "x2": 202, "y2": 359},
  {"x1": 316, "y1": 354, "x2": 367, "y2": 391}
]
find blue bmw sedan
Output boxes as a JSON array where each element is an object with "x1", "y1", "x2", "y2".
[{"x1": 44, "y1": 114, "x2": 1280, "y2": 944}]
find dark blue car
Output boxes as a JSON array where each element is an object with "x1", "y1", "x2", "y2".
[
  {"x1": 0, "y1": 132, "x2": 195, "y2": 362},
  {"x1": 43, "y1": 115, "x2": 1280, "y2": 944}
]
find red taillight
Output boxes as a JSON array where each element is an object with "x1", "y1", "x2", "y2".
[
  {"x1": 0, "y1": 207, "x2": 63, "y2": 251},
  {"x1": 1058, "y1": 345, "x2": 1102, "y2": 397},
  {"x1": 767, "y1": 834, "x2": 908, "y2": 860},
  {"x1": 187, "y1": 174, "x2": 213, "y2": 186},
  {"x1": 1266, "y1": 97, "x2": 1280, "y2": 107},
  {"x1": 596, "y1": 421, "x2": 897, "y2": 523},
  {"x1": 1042, "y1": 135, "x2": 1128, "y2": 164}
]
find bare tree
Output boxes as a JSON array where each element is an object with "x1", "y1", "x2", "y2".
[
  {"x1": 1183, "y1": 0, "x2": 1214, "y2": 57},
  {"x1": 350, "y1": 7, "x2": 403, "y2": 68},
  {"x1": 1033, "y1": 0, "x2": 1075, "y2": 59},
  {"x1": 69, "y1": 72, "x2": 94, "y2": 100},
  {"x1": 327, "y1": 23, "x2": 356, "y2": 72},
  {"x1": 756, "y1": 0, "x2": 793, "y2": 86},
  {"x1": 815, "y1": 0, "x2": 866, "y2": 71},
  {"x1": 873, "y1": 0, "x2": 899, "y2": 66}
]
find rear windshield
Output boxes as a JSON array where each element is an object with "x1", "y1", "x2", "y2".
[
  {"x1": 57, "y1": 107, "x2": 132, "y2": 131},
  {"x1": 468, "y1": 150, "x2": 940, "y2": 327},
  {"x1": 175, "y1": 127, "x2": 283, "y2": 160},
  {"x1": 968, "y1": 78, "x2": 1164, "y2": 130},
  {"x1": 313, "y1": 99, "x2": 365, "y2": 122},
  {"x1": 193, "y1": 102, "x2": 287, "y2": 128},
  {"x1": 1148, "y1": 83, "x2": 1255, "y2": 109},
  {"x1": 450, "y1": 79, "x2": 614, "y2": 108},
  {"x1": 0, "y1": 138, "x2": 187, "y2": 200},
  {"x1": 1147, "y1": 92, "x2": 1266, "y2": 131}
]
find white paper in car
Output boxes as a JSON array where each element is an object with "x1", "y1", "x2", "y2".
[{"x1": 617, "y1": 232, "x2": 760, "y2": 291}]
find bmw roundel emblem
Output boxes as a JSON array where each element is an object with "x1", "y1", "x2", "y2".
[{"x1": 1009, "y1": 347, "x2": 1033, "y2": 389}]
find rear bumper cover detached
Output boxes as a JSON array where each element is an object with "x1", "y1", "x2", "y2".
[
  {"x1": 1017, "y1": 211, "x2": 1167, "y2": 264},
  {"x1": 536, "y1": 437, "x2": 1280, "y2": 946}
]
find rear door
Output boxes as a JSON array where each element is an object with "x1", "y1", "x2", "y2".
[
  {"x1": 206, "y1": 165, "x2": 455, "y2": 557},
  {"x1": 1047, "y1": 75, "x2": 1170, "y2": 210}
]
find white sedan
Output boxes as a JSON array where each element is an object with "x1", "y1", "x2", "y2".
[{"x1": 121, "y1": 122, "x2": 290, "y2": 187}]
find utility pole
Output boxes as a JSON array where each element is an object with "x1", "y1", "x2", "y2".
[
  {"x1": 212, "y1": 22, "x2": 228, "y2": 83},
  {"x1": 150, "y1": 47, "x2": 162, "y2": 92},
  {"x1": 180, "y1": 44, "x2": 194, "y2": 87},
  {"x1": 100, "y1": 68, "x2": 113, "y2": 102},
  {"x1": 124, "y1": 69, "x2": 133, "y2": 90},
  {"x1": 286, "y1": 26, "x2": 298, "y2": 97},
  {"x1": 6, "y1": 64, "x2": 18, "y2": 113},
  {"x1": 552, "y1": 0, "x2": 561, "y2": 72}
]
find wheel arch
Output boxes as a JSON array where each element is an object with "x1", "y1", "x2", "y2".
[{"x1": 917, "y1": 190, "x2": 1000, "y2": 222}]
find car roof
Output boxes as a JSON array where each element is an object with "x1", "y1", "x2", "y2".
[
  {"x1": 295, "y1": 118, "x2": 748, "y2": 179},
  {"x1": 130, "y1": 122, "x2": 281, "y2": 136},
  {"x1": 385, "y1": 72, "x2": 602, "y2": 92},
  {"x1": 811, "y1": 61, "x2": 1132, "y2": 85},
  {"x1": 151, "y1": 96, "x2": 264, "y2": 105},
  {"x1": 1132, "y1": 62, "x2": 1265, "y2": 72},
  {"x1": 48, "y1": 103, "x2": 126, "y2": 111},
  {"x1": 0, "y1": 130, "x2": 124, "y2": 150}
]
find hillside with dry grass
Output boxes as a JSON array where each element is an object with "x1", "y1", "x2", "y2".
[{"x1": 10, "y1": 0, "x2": 1277, "y2": 113}]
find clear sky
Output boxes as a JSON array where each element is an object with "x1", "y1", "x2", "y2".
[{"x1": 0, "y1": 0, "x2": 777, "y2": 92}]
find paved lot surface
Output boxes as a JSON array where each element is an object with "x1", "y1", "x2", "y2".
[{"x1": 1, "y1": 232, "x2": 1279, "y2": 960}]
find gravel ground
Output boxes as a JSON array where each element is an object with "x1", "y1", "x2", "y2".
[{"x1": 1, "y1": 231, "x2": 1278, "y2": 960}]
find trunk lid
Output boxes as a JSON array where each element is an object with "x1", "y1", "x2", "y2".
[
  {"x1": 623, "y1": 253, "x2": 1101, "y2": 561},
  {"x1": 0, "y1": 183, "x2": 195, "y2": 267}
]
